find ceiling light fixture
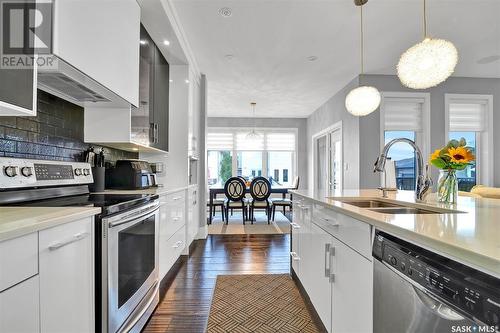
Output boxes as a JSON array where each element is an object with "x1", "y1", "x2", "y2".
[
  {"x1": 307, "y1": 56, "x2": 318, "y2": 62},
  {"x1": 225, "y1": 54, "x2": 235, "y2": 60},
  {"x1": 397, "y1": 0, "x2": 458, "y2": 89},
  {"x1": 185, "y1": 79, "x2": 190, "y2": 84},
  {"x1": 139, "y1": 40, "x2": 146, "y2": 45},
  {"x1": 246, "y1": 102, "x2": 261, "y2": 142},
  {"x1": 163, "y1": 40, "x2": 170, "y2": 46},
  {"x1": 218, "y1": 7, "x2": 232, "y2": 17},
  {"x1": 345, "y1": 0, "x2": 381, "y2": 117}
]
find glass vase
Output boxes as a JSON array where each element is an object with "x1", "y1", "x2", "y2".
[{"x1": 437, "y1": 170, "x2": 458, "y2": 204}]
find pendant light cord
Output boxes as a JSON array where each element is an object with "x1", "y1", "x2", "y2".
[
  {"x1": 423, "y1": 0, "x2": 427, "y2": 38},
  {"x1": 360, "y1": 4, "x2": 364, "y2": 75}
]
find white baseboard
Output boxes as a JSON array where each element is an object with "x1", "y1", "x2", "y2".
[{"x1": 196, "y1": 225, "x2": 208, "y2": 239}]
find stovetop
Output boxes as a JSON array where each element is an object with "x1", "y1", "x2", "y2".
[{"x1": 9, "y1": 193, "x2": 159, "y2": 216}]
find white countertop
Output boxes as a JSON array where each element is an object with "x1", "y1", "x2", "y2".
[
  {"x1": 93, "y1": 186, "x2": 190, "y2": 196},
  {"x1": 0, "y1": 206, "x2": 101, "y2": 242},
  {"x1": 290, "y1": 189, "x2": 500, "y2": 278}
]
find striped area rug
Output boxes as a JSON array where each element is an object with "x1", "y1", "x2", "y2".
[{"x1": 206, "y1": 274, "x2": 322, "y2": 333}]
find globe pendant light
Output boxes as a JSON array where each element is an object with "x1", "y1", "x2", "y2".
[
  {"x1": 345, "y1": 1, "x2": 381, "y2": 117},
  {"x1": 397, "y1": 0, "x2": 458, "y2": 89},
  {"x1": 246, "y1": 102, "x2": 261, "y2": 141}
]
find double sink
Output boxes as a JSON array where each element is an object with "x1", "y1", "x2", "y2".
[{"x1": 330, "y1": 198, "x2": 461, "y2": 215}]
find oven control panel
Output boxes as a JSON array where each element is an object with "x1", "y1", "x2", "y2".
[
  {"x1": 0, "y1": 157, "x2": 93, "y2": 189},
  {"x1": 373, "y1": 230, "x2": 500, "y2": 330}
]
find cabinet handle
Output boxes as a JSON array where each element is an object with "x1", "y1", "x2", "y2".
[
  {"x1": 290, "y1": 251, "x2": 301, "y2": 261},
  {"x1": 329, "y1": 245, "x2": 336, "y2": 283},
  {"x1": 291, "y1": 222, "x2": 301, "y2": 229},
  {"x1": 173, "y1": 197, "x2": 181, "y2": 201},
  {"x1": 172, "y1": 241, "x2": 183, "y2": 249},
  {"x1": 48, "y1": 232, "x2": 89, "y2": 251},
  {"x1": 324, "y1": 243, "x2": 331, "y2": 277},
  {"x1": 173, "y1": 217, "x2": 180, "y2": 221},
  {"x1": 322, "y1": 217, "x2": 340, "y2": 227}
]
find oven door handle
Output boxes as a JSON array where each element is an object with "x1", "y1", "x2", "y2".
[{"x1": 108, "y1": 207, "x2": 159, "y2": 228}]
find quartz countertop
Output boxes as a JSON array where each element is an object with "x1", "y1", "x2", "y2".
[
  {"x1": 290, "y1": 189, "x2": 500, "y2": 277},
  {"x1": 92, "y1": 185, "x2": 191, "y2": 196},
  {"x1": 0, "y1": 206, "x2": 101, "y2": 242}
]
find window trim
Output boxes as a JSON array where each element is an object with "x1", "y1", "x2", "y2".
[
  {"x1": 379, "y1": 92, "x2": 431, "y2": 188},
  {"x1": 444, "y1": 94, "x2": 494, "y2": 186}
]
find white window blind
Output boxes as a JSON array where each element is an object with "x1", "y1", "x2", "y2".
[
  {"x1": 207, "y1": 132, "x2": 233, "y2": 150},
  {"x1": 266, "y1": 133, "x2": 295, "y2": 151},
  {"x1": 384, "y1": 99, "x2": 423, "y2": 131},
  {"x1": 449, "y1": 103, "x2": 486, "y2": 132},
  {"x1": 235, "y1": 133, "x2": 265, "y2": 151}
]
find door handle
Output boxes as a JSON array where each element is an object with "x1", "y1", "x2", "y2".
[
  {"x1": 413, "y1": 286, "x2": 465, "y2": 321},
  {"x1": 329, "y1": 245, "x2": 336, "y2": 283},
  {"x1": 324, "y1": 243, "x2": 331, "y2": 277}
]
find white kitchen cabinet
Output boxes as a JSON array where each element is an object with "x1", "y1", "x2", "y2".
[
  {"x1": 293, "y1": 196, "x2": 373, "y2": 333},
  {"x1": 186, "y1": 186, "x2": 199, "y2": 247},
  {"x1": 291, "y1": 200, "x2": 303, "y2": 276},
  {"x1": 51, "y1": 0, "x2": 140, "y2": 106},
  {"x1": 0, "y1": 275, "x2": 40, "y2": 333},
  {"x1": 39, "y1": 217, "x2": 94, "y2": 333},
  {"x1": 331, "y1": 236, "x2": 373, "y2": 333},
  {"x1": 0, "y1": 232, "x2": 38, "y2": 292},
  {"x1": 159, "y1": 190, "x2": 187, "y2": 279}
]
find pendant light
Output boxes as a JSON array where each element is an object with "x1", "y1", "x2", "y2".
[
  {"x1": 345, "y1": 0, "x2": 381, "y2": 117},
  {"x1": 397, "y1": 0, "x2": 458, "y2": 89},
  {"x1": 246, "y1": 102, "x2": 261, "y2": 141}
]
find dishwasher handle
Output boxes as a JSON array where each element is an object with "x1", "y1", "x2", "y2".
[{"x1": 413, "y1": 286, "x2": 465, "y2": 321}]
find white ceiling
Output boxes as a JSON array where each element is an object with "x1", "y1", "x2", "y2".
[{"x1": 172, "y1": 0, "x2": 500, "y2": 118}]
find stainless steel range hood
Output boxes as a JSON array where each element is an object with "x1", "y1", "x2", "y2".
[{"x1": 37, "y1": 56, "x2": 130, "y2": 108}]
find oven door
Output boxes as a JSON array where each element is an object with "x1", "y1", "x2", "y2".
[{"x1": 105, "y1": 201, "x2": 159, "y2": 333}]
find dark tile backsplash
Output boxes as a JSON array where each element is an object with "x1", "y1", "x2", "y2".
[{"x1": 0, "y1": 90, "x2": 138, "y2": 164}]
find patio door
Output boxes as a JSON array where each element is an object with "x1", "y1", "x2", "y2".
[{"x1": 313, "y1": 123, "x2": 343, "y2": 192}]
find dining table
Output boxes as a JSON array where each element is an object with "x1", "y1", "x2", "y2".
[{"x1": 207, "y1": 183, "x2": 289, "y2": 224}]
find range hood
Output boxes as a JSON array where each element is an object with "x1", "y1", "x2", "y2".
[{"x1": 37, "y1": 56, "x2": 130, "y2": 108}]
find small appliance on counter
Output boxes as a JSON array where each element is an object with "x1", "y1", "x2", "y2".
[{"x1": 106, "y1": 159, "x2": 157, "y2": 190}]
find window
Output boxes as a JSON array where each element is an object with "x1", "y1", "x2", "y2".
[
  {"x1": 446, "y1": 94, "x2": 493, "y2": 189},
  {"x1": 380, "y1": 93, "x2": 430, "y2": 191},
  {"x1": 384, "y1": 131, "x2": 416, "y2": 190},
  {"x1": 207, "y1": 129, "x2": 297, "y2": 186}
]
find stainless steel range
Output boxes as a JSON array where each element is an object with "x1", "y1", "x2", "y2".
[{"x1": 0, "y1": 157, "x2": 159, "y2": 333}]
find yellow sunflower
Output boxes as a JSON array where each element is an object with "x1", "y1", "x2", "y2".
[
  {"x1": 447, "y1": 146, "x2": 474, "y2": 164},
  {"x1": 430, "y1": 149, "x2": 441, "y2": 161}
]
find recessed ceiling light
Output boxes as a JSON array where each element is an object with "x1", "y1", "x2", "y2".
[
  {"x1": 306, "y1": 56, "x2": 318, "y2": 62},
  {"x1": 218, "y1": 7, "x2": 232, "y2": 17},
  {"x1": 139, "y1": 40, "x2": 147, "y2": 45},
  {"x1": 185, "y1": 79, "x2": 190, "y2": 84},
  {"x1": 169, "y1": 79, "x2": 173, "y2": 83},
  {"x1": 163, "y1": 40, "x2": 170, "y2": 46},
  {"x1": 225, "y1": 54, "x2": 235, "y2": 60}
]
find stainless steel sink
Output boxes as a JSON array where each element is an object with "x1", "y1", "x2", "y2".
[
  {"x1": 334, "y1": 199, "x2": 400, "y2": 208},
  {"x1": 367, "y1": 207, "x2": 437, "y2": 214}
]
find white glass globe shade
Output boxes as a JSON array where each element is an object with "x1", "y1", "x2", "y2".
[
  {"x1": 397, "y1": 38, "x2": 458, "y2": 89},
  {"x1": 345, "y1": 86, "x2": 381, "y2": 116}
]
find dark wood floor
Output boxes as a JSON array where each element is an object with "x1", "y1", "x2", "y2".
[{"x1": 143, "y1": 234, "x2": 291, "y2": 333}]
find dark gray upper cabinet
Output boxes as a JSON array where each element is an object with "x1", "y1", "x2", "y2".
[{"x1": 131, "y1": 24, "x2": 169, "y2": 152}]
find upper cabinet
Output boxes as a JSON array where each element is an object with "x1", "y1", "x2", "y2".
[
  {"x1": 49, "y1": 0, "x2": 140, "y2": 107},
  {"x1": 0, "y1": 66, "x2": 37, "y2": 116}
]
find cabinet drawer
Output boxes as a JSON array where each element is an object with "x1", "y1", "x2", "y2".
[
  {"x1": 0, "y1": 232, "x2": 38, "y2": 292},
  {"x1": 312, "y1": 204, "x2": 371, "y2": 259},
  {"x1": 0, "y1": 275, "x2": 40, "y2": 333},
  {"x1": 165, "y1": 191, "x2": 186, "y2": 206},
  {"x1": 165, "y1": 226, "x2": 186, "y2": 271}
]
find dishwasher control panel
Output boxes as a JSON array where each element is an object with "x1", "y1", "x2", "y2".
[{"x1": 373, "y1": 230, "x2": 500, "y2": 330}]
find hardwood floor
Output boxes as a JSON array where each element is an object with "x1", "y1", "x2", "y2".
[{"x1": 143, "y1": 234, "x2": 291, "y2": 333}]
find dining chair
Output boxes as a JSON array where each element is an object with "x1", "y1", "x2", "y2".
[
  {"x1": 248, "y1": 177, "x2": 272, "y2": 224},
  {"x1": 230, "y1": 176, "x2": 248, "y2": 216},
  {"x1": 271, "y1": 176, "x2": 300, "y2": 221},
  {"x1": 223, "y1": 177, "x2": 247, "y2": 224},
  {"x1": 207, "y1": 194, "x2": 225, "y2": 222}
]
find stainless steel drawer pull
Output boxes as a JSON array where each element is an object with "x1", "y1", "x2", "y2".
[
  {"x1": 329, "y1": 246, "x2": 336, "y2": 283},
  {"x1": 290, "y1": 251, "x2": 301, "y2": 261},
  {"x1": 322, "y1": 217, "x2": 340, "y2": 227},
  {"x1": 49, "y1": 232, "x2": 89, "y2": 251},
  {"x1": 324, "y1": 243, "x2": 331, "y2": 277}
]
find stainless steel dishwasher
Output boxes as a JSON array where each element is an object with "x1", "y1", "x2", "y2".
[{"x1": 373, "y1": 230, "x2": 500, "y2": 333}]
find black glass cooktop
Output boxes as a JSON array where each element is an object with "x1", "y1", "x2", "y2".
[{"x1": 12, "y1": 193, "x2": 158, "y2": 216}]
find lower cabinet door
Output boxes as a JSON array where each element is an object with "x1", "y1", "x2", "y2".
[
  {"x1": 331, "y1": 238, "x2": 373, "y2": 333},
  {"x1": 305, "y1": 223, "x2": 333, "y2": 332},
  {"x1": 290, "y1": 204, "x2": 301, "y2": 277},
  {"x1": 0, "y1": 275, "x2": 39, "y2": 333},
  {"x1": 39, "y1": 218, "x2": 94, "y2": 333}
]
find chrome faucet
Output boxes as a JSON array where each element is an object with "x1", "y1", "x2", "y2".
[{"x1": 374, "y1": 138, "x2": 432, "y2": 201}]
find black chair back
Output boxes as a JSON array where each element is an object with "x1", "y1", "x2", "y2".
[
  {"x1": 224, "y1": 177, "x2": 246, "y2": 202},
  {"x1": 250, "y1": 177, "x2": 271, "y2": 201}
]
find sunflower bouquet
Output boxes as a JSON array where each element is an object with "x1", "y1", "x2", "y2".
[{"x1": 429, "y1": 138, "x2": 475, "y2": 204}]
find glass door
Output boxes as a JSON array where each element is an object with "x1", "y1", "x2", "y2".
[
  {"x1": 329, "y1": 129, "x2": 342, "y2": 191},
  {"x1": 314, "y1": 125, "x2": 343, "y2": 193},
  {"x1": 316, "y1": 135, "x2": 327, "y2": 191}
]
